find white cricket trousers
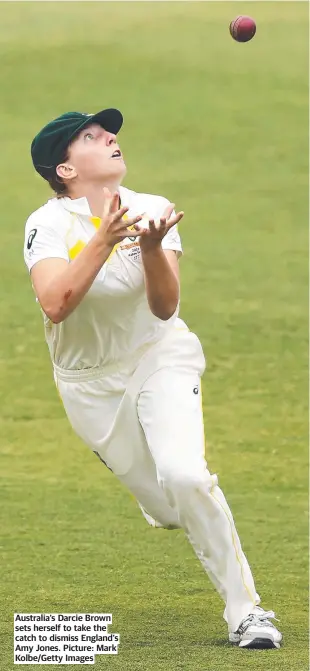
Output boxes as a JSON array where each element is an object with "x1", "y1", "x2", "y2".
[{"x1": 54, "y1": 326, "x2": 260, "y2": 633}]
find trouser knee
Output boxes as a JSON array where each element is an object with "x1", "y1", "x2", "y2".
[{"x1": 159, "y1": 468, "x2": 218, "y2": 509}]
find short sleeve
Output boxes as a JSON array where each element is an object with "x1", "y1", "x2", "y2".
[
  {"x1": 161, "y1": 221, "x2": 183, "y2": 258},
  {"x1": 155, "y1": 198, "x2": 183, "y2": 258},
  {"x1": 24, "y1": 214, "x2": 69, "y2": 272}
]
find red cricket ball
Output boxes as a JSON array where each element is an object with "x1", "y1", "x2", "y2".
[{"x1": 229, "y1": 15, "x2": 256, "y2": 43}]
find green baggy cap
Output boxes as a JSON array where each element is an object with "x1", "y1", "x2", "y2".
[{"x1": 31, "y1": 108, "x2": 123, "y2": 178}]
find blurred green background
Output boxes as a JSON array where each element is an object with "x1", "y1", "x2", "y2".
[{"x1": 0, "y1": 2, "x2": 308, "y2": 670}]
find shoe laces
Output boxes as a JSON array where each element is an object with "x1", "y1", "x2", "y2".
[{"x1": 237, "y1": 608, "x2": 279, "y2": 635}]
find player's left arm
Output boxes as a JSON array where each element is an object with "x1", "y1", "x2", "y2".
[
  {"x1": 136, "y1": 204, "x2": 183, "y2": 321},
  {"x1": 163, "y1": 249, "x2": 180, "y2": 281}
]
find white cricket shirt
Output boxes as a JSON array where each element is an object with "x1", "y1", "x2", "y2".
[{"x1": 24, "y1": 185, "x2": 185, "y2": 371}]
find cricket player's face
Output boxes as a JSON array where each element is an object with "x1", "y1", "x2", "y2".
[{"x1": 67, "y1": 123, "x2": 126, "y2": 184}]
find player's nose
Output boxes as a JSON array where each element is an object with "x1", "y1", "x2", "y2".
[{"x1": 106, "y1": 132, "x2": 117, "y2": 146}]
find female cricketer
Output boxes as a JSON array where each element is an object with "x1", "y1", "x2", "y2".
[{"x1": 24, "y1": 107, "x2": 282, "y2": 649}]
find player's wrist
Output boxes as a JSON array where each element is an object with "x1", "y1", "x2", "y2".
[
  {"x1": 93, "y1": 231, "x2": 114, "y2": 253},
  {"x1": 140, "y1": 240, "x2": 163, "y2": 256}
]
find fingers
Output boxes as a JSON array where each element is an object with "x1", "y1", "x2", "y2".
[
  {"x1": 166, "y1": 211, "x2": 184, "y2": 228},
  {"x1": 102, "y1": 187, "x2": 112, "y2": 218},
  {"x1": 101, "y1": 190, "x2": 128, "y2": 220},
  {"x1": 148, "y1": 219, "x2": 157, "y2": 232},
  {"x1": 126, "y1": 214, "x2": 143, "y2": 227},
  {"x1": 133, "y1": 223, "x2": 149, "y2": 235},
  {"x1": 160, "y1": 202, "x2": 184, "y2": 229},
  {"x1": 124, "y1": 228, "x2": 141, "y2": 238},
  {"x1": 159, "y1": 211, "x2": 184, "y2": 229},
  {"x1": 110, "y1": 191, "x2": 120, "y2": 214},
  {"x1": 114, "y1": 205, "x2": 130, "y2": 220},
  {"x1": 115, "y1": 214, "x2": 143, "y2": 236},
  {"x1": 136, "y1": 211, "x2": 184, "y2": 238}
]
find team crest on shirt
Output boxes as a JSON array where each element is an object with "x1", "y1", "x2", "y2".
[{"x1": 118, "y1": 211, "x2": 148, "y2": 261}]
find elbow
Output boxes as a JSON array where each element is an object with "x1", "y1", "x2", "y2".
[
  {"x1": 39, "y1": 288, "x2": 73, "y2": 324},
  {"x1": 157, "y1": 310, "x2": 175, "y2": 322},
  {"x1": 41, "y1": 300, "x2": 67, "y2": 325},
  {"x1": 44, "y1": 308, "x2": 64, "y2": 324},
  {"x1": 151, "y1": 301, "x2": 178, "y2": 321},
  {"x1": 49, "y1": 312, "x2": 64, "y2": 325}
]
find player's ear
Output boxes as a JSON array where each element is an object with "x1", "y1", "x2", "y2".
[{"x1": 56, "y1": 162, "x2": 77, "y2": 182}]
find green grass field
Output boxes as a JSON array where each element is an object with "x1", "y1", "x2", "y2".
[{"x1": 0, "y1": 2, "x2": 308, "y2": 670}]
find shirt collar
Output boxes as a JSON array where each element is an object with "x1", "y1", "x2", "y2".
[
  {"x1": 60, "y1": 186, "x2": 129, "y2": 217},
  {"x1": 61, "y1": 196, "x2": 92, "y2": 216}
]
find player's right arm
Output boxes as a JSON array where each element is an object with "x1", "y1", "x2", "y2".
[
  {"x1": 27, "y1": 190, "x2": 142, "y2": 324},
  {"x1": 30, "y1": 238, "x2": 113, "y2": 325}
]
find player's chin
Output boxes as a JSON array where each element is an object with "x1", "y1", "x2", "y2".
[{"x1": 110, "y1": 159, "x2": 127, "y2": 177}]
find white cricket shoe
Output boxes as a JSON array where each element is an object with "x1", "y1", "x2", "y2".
[{"x1": 229, "y1": 607, "x2": 282, "y2": 649}]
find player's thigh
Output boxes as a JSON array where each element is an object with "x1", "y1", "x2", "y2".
[
  {"x1": 56, "y1": 376, "x2": 124, "y2": 448},
  {"x1": 57, "y1": 373, "x2": 178, "y2": 523},
  {"x1": 137, "y1": 366, "x2": 206, "y2": 477}
]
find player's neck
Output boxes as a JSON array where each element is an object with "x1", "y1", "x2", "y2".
[{"x1": 68, "y1": 180, "x2": 122, "y2": 218}]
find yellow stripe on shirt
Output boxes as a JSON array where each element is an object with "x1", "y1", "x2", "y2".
[
  {"x1": 67, "y1": 212, "x2": 135, "y2": 262},
  {"x1": 68, "y1": 239, "x2": 87, "y2": 260},
  {"x1": 90, "y1": 213, "x2": 135, "y2": 263}
]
